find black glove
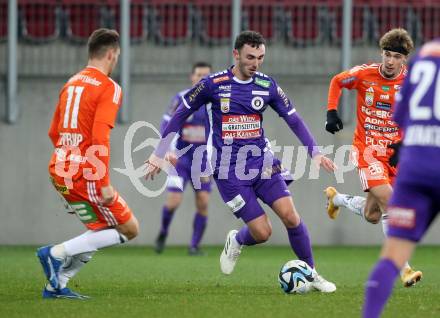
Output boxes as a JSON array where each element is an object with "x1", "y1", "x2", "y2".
[
  {"x1": 388, "y1": 141, "x2": 402, "y2": 167},
  {"x1": 325, "y1": 110, "x2": 343, "y2": 134}
]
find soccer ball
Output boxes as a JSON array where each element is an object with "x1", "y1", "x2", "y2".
[{"x1": 278, "y1": 260, "x2": 314, "y2": 294}]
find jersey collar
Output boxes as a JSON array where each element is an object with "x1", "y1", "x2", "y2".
[{"x1": 229, "y1": 66, "x2": 254, "y2": 84}]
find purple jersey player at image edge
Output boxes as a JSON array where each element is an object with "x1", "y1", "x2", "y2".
[{"x1": 363, "y1": 38, "x2": 440, "y2": 318}]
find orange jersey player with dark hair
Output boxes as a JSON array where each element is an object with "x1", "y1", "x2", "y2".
[
  {"x1": 37, "y1": 28, "x2": 139, "y2": 300},
  {"x1": 323, "y1": 28, "x2": 423, "y2": 287}
]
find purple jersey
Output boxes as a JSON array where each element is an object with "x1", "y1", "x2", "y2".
[
  {"x1": 158, "y1": 67, "x2": 319, "y2": 182},
  {"x1": 393, "y1": 39, "x2": 440, "y2": 185},
  {"x1": 160, "y1": 89, "x2": 209, "y2": 152}
]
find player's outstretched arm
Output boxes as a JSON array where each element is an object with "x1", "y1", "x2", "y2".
[
  {"x1": 313, "y1": 153, "x2": 337, "y2": 173},
  {"x1": 325, "y1": 68, "x2": 361, "y2": 134}
]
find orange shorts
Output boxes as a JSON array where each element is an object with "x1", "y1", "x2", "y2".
[
  {"x1": 50, "y1": 175, "x2": 133, "y2": 231},
  {"x1": 351, "y1": 149, "x2": 397, "y2": 192}
]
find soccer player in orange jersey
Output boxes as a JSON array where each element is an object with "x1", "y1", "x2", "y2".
[
  {"x1": 323, "y1": 29, "x2": 422, "y2": 287},
  {"x1": 36, "y1": 29, "x2": 139, "y2": 299}
]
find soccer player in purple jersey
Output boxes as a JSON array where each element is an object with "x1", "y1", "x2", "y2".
[
  {"x1": 146, "y1": 31, "x2": 337, "y2": 292},
  {"x1": 363, "y1": 39, "x2": 440, "y2": 317},
  {"x1": 155, "y1": 62, "x2": 212, "y2": 256}
]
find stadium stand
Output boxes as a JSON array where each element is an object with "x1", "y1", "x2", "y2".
[
  {"x1": 19, "y1": 0, "x2": 60, "y2": 42},
  {"x1": 107, "y1": 0, "x2": 148, "y2": 42},
  {"x1": 193, "y1": 0, "x2": 231, "y2": 45},
  {"x1": 149, "y1": 0, "x2": 193, "y2": 45},
  {"x1": 0, "y1": 0, "x2": 7, "y2": 41},
  {"x1": 62, "y1": 0, "x2": 107, "y2": 42}
]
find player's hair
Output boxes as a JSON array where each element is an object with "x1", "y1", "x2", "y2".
[
  {"x1": 379, "y1": 28, "x2": 414, "y2": 56},
  {"x1": 88, "y1": 28, "x2": 120, "y2": 59},
  {"x1": 192, "y1": 62, "x2": 212, "y2": 73},
  {"x1": 234, "y1": 31, "x2": 266, "y2": 51}
]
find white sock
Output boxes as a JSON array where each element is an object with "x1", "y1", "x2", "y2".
[
  {"x1": 333, "y1": 194, "x2": 366, "y2": 218},
  {"x1": 63, "y1": 229, "x2": 128, "y2": 256},
  {"x1": 381, "y1": 214, "x2": 389, "y2": 236},
  {"x1": 58, "y1": 252, "x2": 95, "y2": 289}
]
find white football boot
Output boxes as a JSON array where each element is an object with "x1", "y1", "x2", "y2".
[
  {"x1": 311, "y1": 269, "x2": 337, "y2": 293},
  {"x1": 220, "y1": 230, "x2": 242, "y2": 275}
]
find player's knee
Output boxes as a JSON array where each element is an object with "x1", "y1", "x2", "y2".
[
  {"x1": 196, "y1": 201, "x2": 208, "y2": 215},
  {"x1": 364, "y1": 211, "x2": 381, "y2": 224},
  {"x1": 253, "y1": 227, "x2": 272, "y2": 243},
  {"x1": 281, "y1": 212, "x2": 300, "y2": 228},
  {"x1": 120, "y1": 219, "x2": 139, "y2": 240}
]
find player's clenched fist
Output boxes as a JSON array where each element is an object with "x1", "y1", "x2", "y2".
[{"x1": 325, "y1": 110, "x2": 343, "y2": 134}]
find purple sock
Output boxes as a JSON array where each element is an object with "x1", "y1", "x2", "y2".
[
  {"x1": 235, "y1": 225, "x2": 258, "y2": 246},
  {"x1": 363, "y1": 258, "x2": 400, "y2": 318},
  {"x1": 160, "y1": 206, "x2": 175, "y2": 236},
  {"x1": 286, "y1": 221, "x2": 314, "y2": 268},
  {"x1": 190, "y1": 213, "x2": 207, "y2": 249}
]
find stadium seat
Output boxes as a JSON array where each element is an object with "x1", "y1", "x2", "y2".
[
  {"x1": 279, "y1": 0, "x2": 331, "y2": 47},
  {"x1": 62, "y1": 0, "x2": 107, "y2": 42},
  {"x1": 413, "y1": 1, "x2": 440, "y2": 43},
  {"x1": 242, "y1": 0, "x2": 281, "y2": 42},
  {"x1": 369, "y1": 4, "x2": 412, "y2": 43},
  {"x1": 19, "y1": 0, "x2": 60, "y2": 42},
  {"x1": 0, "y1": 0, "x2": 7, "y2": 41},
  {"x1": 328, "y1": 0, "x2": 375, "y2": 45},
  {"x1": 106, "y1": 0, "x2": 148, "y2": 42},
  {"x1": 149, "y1": 0, "x2": 192, "y2": 45},
  {"x1": 193, "y1": 0, "x2": 231, "y2": 46}
]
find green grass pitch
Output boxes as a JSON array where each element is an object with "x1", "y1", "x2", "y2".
[{"x1": 0, "y1": 246, "x2": 439, "y2": 318}]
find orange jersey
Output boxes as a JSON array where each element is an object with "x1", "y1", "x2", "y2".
[
  {"x1": 48, "y1": 66, "x2": 122, "y2": 187},
  {"x1": 328, "y1": 63, "x2": 406, "y2": 159}
]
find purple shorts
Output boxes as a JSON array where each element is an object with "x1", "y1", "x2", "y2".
[
  {"x1": 167, "y1": 152, "x2": 212, "y2": 193},
  {"x1": 387, "y1": 179, "x2": 440, "y2": 242},
  {"x1": 215, "y1": 172, "x2": 291, "y2": 223}
]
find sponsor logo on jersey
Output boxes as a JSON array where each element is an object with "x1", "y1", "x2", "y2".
[
  {"x1": 380, "y1": 94, "x2": 390, "y2": 100},
  {"x1": 219, "y1": 92, "x2": 231, "y2": 98},
  {"x1": 213, "y1": 75, "x2": 230, "y2": 83},
  {"x1": 252, "y1": 90, "x2": 269, "y2": 96},
  {"x1": 376, "y1": 101, "x2": 391, "y2": 110},
  {"x1": 221, "y1": 114, "x2": 261, "y2": 139},
  {"x1": 219, "y1": 85, "x2": 231, "y2": 91},
  {"x1": 381, "y1": 85, "x2": 390, "y2": 91},
  {"x1": 188, "y1": 82, "x2": 205, "y2": 102},
  {"x1": 341, "y1": 76, "x2": 356, "y2": 84},
  {"x1": 255, "y1": 78, "x2": 271, "y2": 88},
  {"x1": 277, "y1": 86, "x2": 289, "y2": 107},
  {"x1": 365, "y1": 87, "x2": 374, "y2": 106},
  {"x1": 251, "y1": 96, "x2": 265, "y2": 110},
  {"x1": 221, "y1": 98, "x2": 230, "y2": 113},
  {"x1": 362, "y1": 80, "x2": 377, "y2": 86}
]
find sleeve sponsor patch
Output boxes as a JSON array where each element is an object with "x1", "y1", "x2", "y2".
[{"x1": 213, "y1": 75, "x2": 230, "y2": 83}]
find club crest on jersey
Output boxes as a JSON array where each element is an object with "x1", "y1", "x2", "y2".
[
  {"x1": 251, "y1": 96, "x2": 264, "y2": 110},
  {"x1": 221, "y1": 98, "x2": 230, "y2": 113},
  {"x1": 394, "y1": 84, "x2": 401, "y2": 91},
  {"x1": 365, "y1": 87, "x2": 374, "y2": 106}
]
